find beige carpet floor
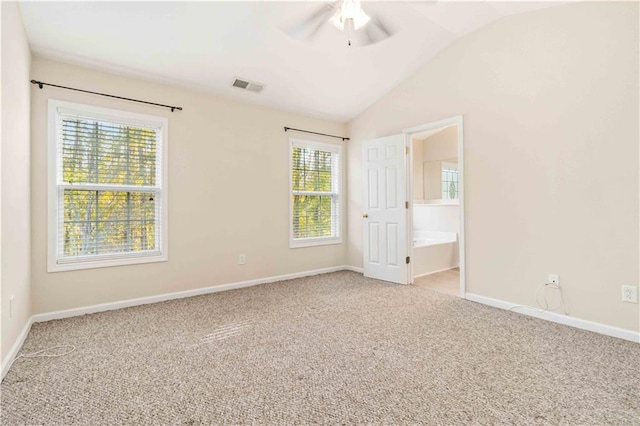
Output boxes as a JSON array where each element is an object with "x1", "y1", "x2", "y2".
[{"x1": 1, "y1": 271, "x2": 639, "y2": 425}]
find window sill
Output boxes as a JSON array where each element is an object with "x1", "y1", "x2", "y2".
[
  {"x1": 48, "y1": 252, "x2": 168, "y2": 272},
  {"x1": 290, "y1": 237, "x2": 342, "y2": 249}
]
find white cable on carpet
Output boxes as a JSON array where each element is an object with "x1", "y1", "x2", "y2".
[
  {"x1": 5, "y1": 345, "x2": 76, "y2": 373},
  {"x1": 508, "y1": 282, "x2": 568, "y2": 315}
]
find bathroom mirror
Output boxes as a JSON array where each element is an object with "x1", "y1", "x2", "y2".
[
  {"x1": 422, "y1": 159, "x2": 459, "y2": 202},
  {"x1": 412, "y1": 125, "x2": 459, "y2": 204}
]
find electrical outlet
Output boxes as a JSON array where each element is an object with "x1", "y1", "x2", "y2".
[
  {"x1": 9, "y1": 296, "x2": 14, "y2": 318},
  {"x1": 622, "y1": 285, "x2": 638, "y2": 303},
  {"x1": 548, "y1": 274, "x2": 559, "y2": 286},
  {"x1": 238, "y1": 254, "x2": 246, "y2": 265}
]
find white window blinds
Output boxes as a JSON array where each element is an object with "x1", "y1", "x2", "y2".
[
  {"x1": 290, "y1": 140, "x2": 341, "y2": 247},
  {"x1": 49, "y1": 101, "x2": 168, "y2": 270}
]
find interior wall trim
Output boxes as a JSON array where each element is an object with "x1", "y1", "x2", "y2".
[
  {"x1": 1, "y1": 318, "x2": 34, "y2": 380},
  {"x1": 465, "y1": 293, "x2": 640, "y2": 344},
  {"x1": 2, "y1": 265, "x2": 360, "y2": 380},
  {"x1": 4, "y1": 268, "x2": 637, "y2": 381},
  {"x1": 31, "y1": 266, "x2": 353, "y2": 323}
]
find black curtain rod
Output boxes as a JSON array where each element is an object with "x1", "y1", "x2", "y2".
[
  {"x1": 30, "y1": 80, "x2": 183, "y2": 112},
  {"x1": 284, "y1": 126, "x2": 349, "y2": 141}
]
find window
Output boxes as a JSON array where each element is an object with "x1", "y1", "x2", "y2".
[
  {"x1": 289, "y1": 139, "x2": 342, "y2": 248},
  {"x1": 441, "y1": 162, "x2": 459, "y2": 200},
  {"x1": 48, "y1": 100, "x2": 168, "y2": 271}
]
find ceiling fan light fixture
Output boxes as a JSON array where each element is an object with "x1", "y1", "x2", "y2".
[
  {"x1": 330, "y1": 0, "x2": 370, "y2": 31},
  {"x1": 329, "y1": 8, "x2": 345, "y2": 31},
  {"x1": 352, "y1": 9, "x2": 370, "y2": 30}
]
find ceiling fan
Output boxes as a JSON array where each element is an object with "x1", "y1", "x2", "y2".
[{"x1": 285, "y1": 0, "x2": 394, "y2": 47}]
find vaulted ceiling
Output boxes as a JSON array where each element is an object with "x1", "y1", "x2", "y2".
[{"x1": 19, "y1": 1, "x2": 562, "y2": 122}]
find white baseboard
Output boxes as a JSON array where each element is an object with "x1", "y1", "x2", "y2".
[
  {"x1": 414, "y1": 266, "x2": 458, "y2": 279},
  {"x1": 2, "y1": 265, "x2": 357, "y2": 380},
  {"x1": 465, "y1": 293, "x2": 640, "y2": 343},
  {"x1": 9, "y1": 266, "x2": 632, "y2": 380},
  {"x1": 1, "y1": 317, "x2": 34, "y2": 380},
  {"x1": 33, "y1": 265, "x2": 352, "y2": 323}
]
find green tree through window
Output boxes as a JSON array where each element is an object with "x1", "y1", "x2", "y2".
[
  {"x1": 291, "y1": 140, "x2": 341, "y2": 245},
  {"x1": 61, "y1": 119, "x2": 158, "y2": 256},
  {"x1": 50, "y1": 101, "x2": 167, "y2": 270}
]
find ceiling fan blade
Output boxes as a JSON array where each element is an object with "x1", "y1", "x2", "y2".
[
  {"x1": 285, "y1": 2, "x2": 337, "y2": 41},
  {"x1": 372, "y1": 15, "x2": 392, "y2": 38},
  {"x1": 361, "y1": 14, "x2": 394, "y2": 46},
  {"x1": 363, "y1": 25, "x2": 377, "y2": 46},
  {"x1": 306, "y1": 11, "x2": 332, "y2": 41}
]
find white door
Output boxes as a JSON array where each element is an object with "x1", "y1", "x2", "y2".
[{"x1": 362, "y1": 134, "x2": 409, "y2": 284}]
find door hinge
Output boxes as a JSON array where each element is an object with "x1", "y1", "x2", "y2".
[
  {"x1": 405, "y1": 146, "x2": 409, "y2": 154},
  {"x1": 406, "y1": 256, "x2": 410, "y2": 264},
  {"x1": 405, "y1": 201, "x2": 409, "y2": 209}
]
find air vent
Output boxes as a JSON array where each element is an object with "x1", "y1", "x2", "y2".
[
  {"x1": 232, "y1": 78, "x2": 265, "y2": 93},
  {"x1": 232, "y1": 79, "x2": 249, "y2": 89}
]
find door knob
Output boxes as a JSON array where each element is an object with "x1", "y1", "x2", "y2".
[{"x1": 362, "y1": 214, "x2": 369, "y2": 218}]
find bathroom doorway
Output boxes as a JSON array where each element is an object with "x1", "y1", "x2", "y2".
[{"x1": 404, "y1": 116, "x2": 465, "y2": 297}]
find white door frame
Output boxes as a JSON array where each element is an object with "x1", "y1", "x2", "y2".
[{"x1": 403, "y1": 115, "x2": 466, "y2": 296}]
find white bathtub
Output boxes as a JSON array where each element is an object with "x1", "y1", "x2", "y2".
[{"x1": 412, "y1": 231, "x2": 458, "y2": 277}]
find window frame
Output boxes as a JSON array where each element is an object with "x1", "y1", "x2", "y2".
[
  {"x1": 289, "y1": 138, "x2": 343, "y2": 249},
  {"x1": 47, "y1": 100, "x2": 169, "y2": 272}
]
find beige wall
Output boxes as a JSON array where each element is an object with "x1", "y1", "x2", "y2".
[
  {"x1": 422, "y1": 126, "x2": 457, "y2": 163},
  {"x1": 347, "y1": 2, "x2": 639, "y2": 331},
  {"x1": 31, "y1": 57, "x2": 347, "y2": 314},
  {"x1": 421, "y1": 126, "x2": 459, "y2": 200},
  {"x1": 412, "y1": 137, "x2": 424, "y2": 200},
  {"x1": 423, "y1": 161, "x2": 443, "y2": 201},
  {"x1": 1, "y1": 2, "x2": 32, "y2": 361}
]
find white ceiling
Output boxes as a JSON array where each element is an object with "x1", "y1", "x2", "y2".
[{"x1": 19, "y1": 1, "x2": 562, "y2": 122}]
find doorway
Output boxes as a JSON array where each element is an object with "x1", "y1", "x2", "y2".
[{"x1": 405, "y1": 116, "x2": 465, "y2": 297}]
